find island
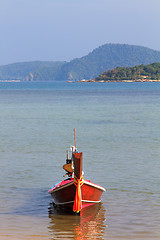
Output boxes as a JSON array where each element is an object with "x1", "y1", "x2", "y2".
[{"x1": 76, "y1": 63, "x2": 160, "y2": 83}]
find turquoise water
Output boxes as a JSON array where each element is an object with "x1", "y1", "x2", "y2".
[{"x1": 0, "y1": 82, "x2": 160, "y2": 239}]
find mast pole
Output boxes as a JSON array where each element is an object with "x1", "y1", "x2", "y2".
[{"x1": 74, "y1": 128, "x2": 76, "y2": 152}]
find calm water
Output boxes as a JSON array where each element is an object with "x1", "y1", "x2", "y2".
[{"x1": 0, "y1": 82, "x2": 160, "y2": 240}]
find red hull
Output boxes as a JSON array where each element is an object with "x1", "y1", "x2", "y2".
[{"x1": 48, "y1": 178, "x2": 105, "y2": 213}]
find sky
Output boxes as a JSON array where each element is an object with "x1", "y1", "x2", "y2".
[{"x1": 0, "y1": 0, "x2": 160, "y2": 65}]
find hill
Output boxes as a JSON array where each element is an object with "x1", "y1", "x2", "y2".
[
  {"x1": 0, "y1": 61, "x2": 65, "y2": 81},
  {"x1": 94, "y1": 63, "x2": 160, "y2": 82},
  {"x1": 1, "y1": 44, "x2": 160, "y2": 81},
  {"x1": 57, "y1": 44, "x2": 160, "y2": 81}
]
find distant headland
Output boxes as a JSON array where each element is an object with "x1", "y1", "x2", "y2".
[{"x1": 0, "y1": 44, "x2": 160, "y2": 82}]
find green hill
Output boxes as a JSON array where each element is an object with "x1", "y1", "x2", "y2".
[
  {"x1": 94, "y1": 63, "x2": 160, "y2": 82},
  {"x1": 1, "y1": 44, "x2": 160, "y2": 81},
  {"x1": 57, "y1": 44, "x2": 160, "y2": 81},
  {"x1": 0, "y1": 61, "x2": 65, "y2": 81}
]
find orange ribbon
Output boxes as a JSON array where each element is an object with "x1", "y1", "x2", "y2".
[{"x1": 73, "y1": 174, "x2": 84, "y2": 213}]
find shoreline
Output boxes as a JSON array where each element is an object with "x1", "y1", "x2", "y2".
[
  {"x1": 74, "y1": 79, "x2": 160, "y2": 83},
  {"x1": 0, "y1": 80, "x2": 21, "y2": 82},
  {"x1": 0, "y1": 79, "x2": 160, "y2": 83}
]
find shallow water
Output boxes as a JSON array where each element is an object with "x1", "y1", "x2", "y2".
[{"x1": 0, "y1": 82, "x2": 160, "y2": 239}]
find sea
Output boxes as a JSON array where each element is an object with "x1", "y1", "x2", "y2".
[{"x1": 0, "y1": 81, "x2": 160, "y2": 240}]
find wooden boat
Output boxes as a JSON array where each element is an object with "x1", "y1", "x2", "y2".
[{"x1": 48, "y1": 129, "x2": 106, "y2": 215}]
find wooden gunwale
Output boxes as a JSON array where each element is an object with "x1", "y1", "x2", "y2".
[{"x1": 49, "y1": 180, "x2": 106, "y2": 194}]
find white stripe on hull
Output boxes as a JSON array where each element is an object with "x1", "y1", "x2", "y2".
[
  {"x1": 49, "y1": 181, "x2": 74, "y2": 193},
  {"x1": 53, "y1": 199, "x2": 101, "y2": 205},
  {"x1": 84, "y1": 181, "x2": 106, "y2": 192}
]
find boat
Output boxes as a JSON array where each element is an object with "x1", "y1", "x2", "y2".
[{"x1": 48, "y1": 129, "x2": 106, "y2": 215}]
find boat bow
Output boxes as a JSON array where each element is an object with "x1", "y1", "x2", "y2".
[{"x1": 48, "y1": 129, "x2": 106, "y2": 214}]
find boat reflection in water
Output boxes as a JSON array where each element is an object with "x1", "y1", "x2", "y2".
[{"x1": 48, "y1": 202, "x2": 106, "y2": 239}]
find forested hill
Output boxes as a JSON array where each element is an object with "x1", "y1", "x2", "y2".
[
  {"x1": 57, "y1": 44, "x2": 160, "y2": 81},
  {"x1": 1, "y1": 44, "x2": 160, "y2": 81},
  {"x1": 94, "y1": 63, "x2": 160, "y2": 82},
  {"x1": 0, "y1": 61, "x2": 65, "y2": 81}
]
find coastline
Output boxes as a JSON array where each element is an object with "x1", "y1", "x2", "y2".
[
  {"x1": 71, "y1": 79, "x2": 160, "y2": 83},
  {"x1": 0, "y1": 79, "x2": 160, "y2": 83},
  {"x1": 0, "y1": 80, "x2": 20, "y2": 82}
]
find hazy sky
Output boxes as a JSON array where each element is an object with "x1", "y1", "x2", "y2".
[{"x1": 0, "y1": 0, "x2": 160, "y2": 65}]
